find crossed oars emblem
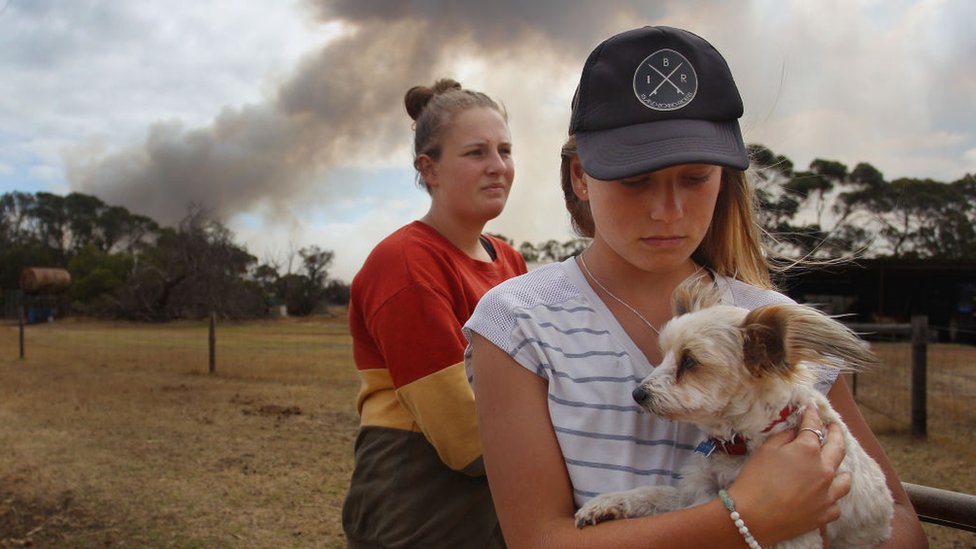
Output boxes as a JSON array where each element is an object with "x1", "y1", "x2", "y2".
[{"x1": 648, "y1": 62, "x2": 685, "y2": 96}]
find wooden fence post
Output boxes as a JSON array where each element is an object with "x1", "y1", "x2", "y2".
[
  {"x1": 18, "y1": 304, "x2": 25, "y2": 360},
  {"x1": 910, "y1": 315, "x2": 928, "y2": 439},
  {"x1": 209, "y1": 312, "x2": 216, "y2": 374}
]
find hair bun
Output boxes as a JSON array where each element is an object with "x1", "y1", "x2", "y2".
[{"x1": 404, "y1": 78, "x2": 463, "y2": 121}]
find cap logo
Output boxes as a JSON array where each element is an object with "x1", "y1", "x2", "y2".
[{"x1": 633, "y1": 48, "x2": 698, "y2": 111}]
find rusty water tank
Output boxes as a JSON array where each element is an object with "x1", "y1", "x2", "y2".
[{"x1": 19, "y1": 267, "x2": 72, "y2": 294}]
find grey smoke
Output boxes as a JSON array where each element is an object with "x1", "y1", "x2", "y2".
[{"x1": 65, "y1": 0, "x2": 660, "y2": 227}]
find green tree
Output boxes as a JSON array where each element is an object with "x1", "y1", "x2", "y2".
[
  {"x1": 250, "y1": 263, "x2": 282, "y2": 311},
  {"x1": 1, "y1": 193, "x2": 47, "y2": 292},
  {"x1": 885, "y1": 178, "x2": 972, "y2": 258},
  {"x1": 323, "y1": 279, "x2": 351, "y2": 307},
  {"x1": 0, "y1": 191, "x2": 36, "y2": 246},
  {"x1": 67, "y1": 244, "x2": 134, "y2": 312},
  {"x1": 749, "y1": 144, "x2": 803, "y2": 249},
  {"x1": 97, "y1": 205, "x2": 159, "y2": 253},
  {"x1": 952, "y1": 173, "x2": 976, "y2": 240},
  {"x1": 786, "y1": 159, "x2": 847, "y2": 228},
  {"x1": 64, "y1": 192, "x2": 105, "y2": 253},
  {"x1": 750, "y1": 146, "x2": 873, "y2": 258},
  {"x1": 518, "y1": 241, "x2": 540, "y2": 263},
  {"x1": 279, "y1": 245, "x2": 334, "y2": 316},
  {"x1": 113, "y1": 206, "x2": 264, "y2": 320},
  {"x1": 29, "y1": 192, "x2": 69, "y2": 260}
]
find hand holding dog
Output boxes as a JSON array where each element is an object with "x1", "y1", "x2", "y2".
[{"x1": 727, "y1": 406, "x2": 853, "y2": 545}]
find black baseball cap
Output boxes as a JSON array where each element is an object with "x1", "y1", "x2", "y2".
[{"x1": 570, "y1": 26, "x2": 749, "y2": 180}]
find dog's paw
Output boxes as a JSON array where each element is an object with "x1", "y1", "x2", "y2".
[
  {"x1": 575, "y1": 494, "x2": 631, "y2": 528},
  {"x1": 574, "y1": 486, "x2": 679, "y2": 528}
]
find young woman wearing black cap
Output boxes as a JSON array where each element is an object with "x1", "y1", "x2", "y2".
[
  {"x1": 464, "y1": 27, "x2": 926, "y2": 548},
  {"x1": 342, "y1": 79, "x2": 526, "y2": 548}
]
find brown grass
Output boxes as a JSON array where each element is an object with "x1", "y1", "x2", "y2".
[
  {"x1": 1, "y1": 315, "x2": 974, "y2": 547},
  {"x1": 1, "y1": 314, "x2": 358, "y2": 548},
  {"x1": 848, "y1": 342, "x2": 976, "y2": 548}
]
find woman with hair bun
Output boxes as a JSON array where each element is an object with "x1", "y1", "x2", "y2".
[{"x1": 341, "y1": 79, "x2": 526, "y2": 548}]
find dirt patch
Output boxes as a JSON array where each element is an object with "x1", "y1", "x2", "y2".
[
  {"x1": 231, "y1": 393, "x2": 304, "y2": 419},
  {"x1": 244, "y1": 404, "x2": 303, "y2": 418},
  {"x1": 1, "y1": 487, "x2": 91, "y2": 547}
]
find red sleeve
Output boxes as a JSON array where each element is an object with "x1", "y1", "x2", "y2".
[{"x1": 368, "y1": 282, "x2": 469, "y2": 388}]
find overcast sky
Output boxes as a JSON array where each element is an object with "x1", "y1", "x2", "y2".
[{"x1": 2, "y1": 0, "x2": 975, "y2": 282}]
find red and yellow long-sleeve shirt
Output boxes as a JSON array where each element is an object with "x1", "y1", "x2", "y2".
[{"x1": 342, "y1": 220, "x2": 526, "y2": 548}]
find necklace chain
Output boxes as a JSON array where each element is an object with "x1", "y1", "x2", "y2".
[{"x1": 577, "y1": 253, "x2": 660, "y2": 335}]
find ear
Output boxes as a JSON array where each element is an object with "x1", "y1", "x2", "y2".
[
  {"x1": 741, "y1": 304, "x2": 792, "y2": 378},
  {"x1": 569, "y1": 157, "x2": 589, "y2": 201},
  {"x1": 417, "y1": 155, "x2": 438, "y2": 188},
  {"x1": 742, "y1": 303, "x2": 879, "y2": 378},
  {"x1": 671, "y1": 273, "x2": 722, "y2": 316},
  {"x1": 776, "y1": 304, "x2": 879, "y2": 372}
]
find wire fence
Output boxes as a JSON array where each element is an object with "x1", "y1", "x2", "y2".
[
  {"x1": 7, "y1": 312, "x2": 973, "y2": 442},
  {"x1": 4, "y1": 309, "x2": 353, "y2": 386},
  {"x1": 851, "y1": 320, "x2": 976, "y2": 445}
]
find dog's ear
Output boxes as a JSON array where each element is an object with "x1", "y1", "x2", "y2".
[
  {"x1": 781, "y1": 304, "x2": 879, "y2": 371},
  {"x1": 743, "y1": 303, "x2": 878, "y2": 377},
  {"x1": 672, "y1": 272, "x2": 722, "y2": 316},
  {"x1": 742, "y1": 304, "x2": 792, "y2": 378}
]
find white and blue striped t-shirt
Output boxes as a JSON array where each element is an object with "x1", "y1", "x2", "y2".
[{"x1": 463, "y1": 257, "x2": 836, "y2": 508}]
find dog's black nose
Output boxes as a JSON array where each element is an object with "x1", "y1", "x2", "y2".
[{"x1": 632, "y1": 386, "x2": 649, "y2": 404}]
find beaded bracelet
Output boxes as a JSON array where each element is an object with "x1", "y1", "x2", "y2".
[{"x1": 718, "y1": 489, "x2": 762, "y2": 549}]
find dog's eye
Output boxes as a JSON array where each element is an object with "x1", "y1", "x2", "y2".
[{"x1": 677, "y1": 351, "x2": 697, "y2": 379}]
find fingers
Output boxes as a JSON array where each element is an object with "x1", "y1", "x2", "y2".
[
  {"x1": 799, "y1": 405, "x2": 850, "y2": 525},
  {"x1": 798, "y1": 426, "x2": 826, "y2": 446},
  {"x1": 820, "y1": 422, "x2": 846, "y2": 470},
  {"x1": 829, "y1": 471, "x2": 853, "y2": 503},
  {"x1": 732, "y1": 402, "x2": 852, "y2": 538},
  {"x1": 765, "y1": 404, "x2": 825, "y2": 448},
  {"x1": 797, "y1": 405, "x2": 824, "y2": 438},
  {"x1": 821, "y1": 472, "x2": 852, "y2": 524}
]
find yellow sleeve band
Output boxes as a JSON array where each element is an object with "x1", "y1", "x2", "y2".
[
  {"x1": 356, "y1": 368, "x2": 417, "y2": 432},
  {"x1": 395, "y1": 362, "x2": 483, "y2": 473}
]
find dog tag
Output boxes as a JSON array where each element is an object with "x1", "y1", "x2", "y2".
[{"x1": 694, "y1": 439, "x2": 717, "y2": 457}]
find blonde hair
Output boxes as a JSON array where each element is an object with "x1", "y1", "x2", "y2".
[
  {"x1": 560, "y1": 135, "x2": 778, "y2": 288},
  {"x1": 405, "y1": 78, "x2": 507, "y2": 191}
]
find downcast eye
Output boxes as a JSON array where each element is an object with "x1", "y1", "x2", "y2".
[{"x1": 677, "y1": 351, "x2": 697, "y2": 380}]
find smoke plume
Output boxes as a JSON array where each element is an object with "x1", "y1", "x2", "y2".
[{"x1": 66, "y1": 1, "x2": 656, "y2": 230}]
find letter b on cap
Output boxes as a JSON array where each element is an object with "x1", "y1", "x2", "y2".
[{"x1": 633, "y1": 48, "x2": 698, "y2": 112}]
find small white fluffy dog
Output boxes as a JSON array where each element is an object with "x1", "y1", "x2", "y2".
[{"x1": 575, "y1": 277, "x2": 894, "y2": 548}]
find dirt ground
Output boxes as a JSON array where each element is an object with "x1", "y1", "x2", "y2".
[{"x1": 0, "y1": 316, "x2": 973, "y2": 548}]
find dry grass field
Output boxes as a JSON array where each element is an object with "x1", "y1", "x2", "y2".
[{"x1": 1, "y1": 314, "x2": 974, "y2": 548}]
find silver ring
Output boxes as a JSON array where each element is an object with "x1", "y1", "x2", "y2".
[{"x1": 800, "y1": 427, "x2": 825, "y2": 446}]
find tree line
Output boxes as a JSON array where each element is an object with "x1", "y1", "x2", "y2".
[
  {"x1": 3, "y1": 143, "x2": 974, "y2": 320},
  {"x1": 516, "y1": 144, "x2": 976, "y2": 264},
  {"x1": 1, "y1": 193, "x2": 346, "y2": 320}
]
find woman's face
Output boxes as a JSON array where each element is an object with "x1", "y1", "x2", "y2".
[
  {"x1": 575, "y1": 161, "x2": 722, "y2": 273},
  {"x1": 421, "y1": 107, "x2": 514, "y2": 224}
]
